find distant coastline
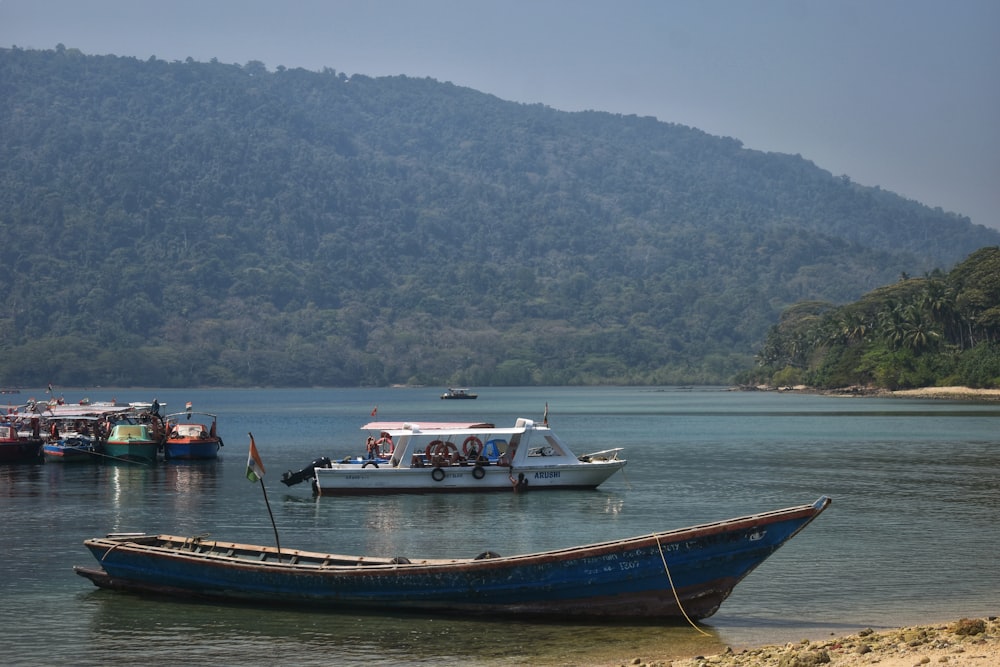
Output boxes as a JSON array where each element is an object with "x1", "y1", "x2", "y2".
[{"x1": 741, "y1": 384, "x2": 1000, "y2": 402}]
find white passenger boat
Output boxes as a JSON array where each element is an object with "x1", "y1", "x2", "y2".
[{"x1": 281, "y1": 418, "x2": 626, "y2": 495}]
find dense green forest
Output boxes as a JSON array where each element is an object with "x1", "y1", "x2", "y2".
[
  {"x1": 738, "y1": 247, "x2": 1000, "y2": 389},
  {"x1": 1, "y1": 46, "x2": 998, "y2": 388}
]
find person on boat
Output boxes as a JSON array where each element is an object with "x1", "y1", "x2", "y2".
[
  {"x1": 366, "y1": 436, "x2": 378, "y2": 460},
  {"x1": 509, "y1": 471, "x2": 529, "y2": 492}
]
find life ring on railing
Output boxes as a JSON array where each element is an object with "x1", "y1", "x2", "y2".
[
  {"x1": 462, "y1": 436, "x2": 484, "y2": 459},
  {"x1": 430, "y1": 441, "x2": 458, "y2": 467},
  {"x1": 431, "y1": 467, "x2": 446, "y2": 482},
  {"x1": 425, "y1": 440, "x2": 444, "y2": 459},
  {"x1": 472, "y1": 465, "x2": 486, "y2": 480}
]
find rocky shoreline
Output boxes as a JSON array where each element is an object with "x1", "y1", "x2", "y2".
[{"x1": 617, "y1": 617, "x2": 999, "y2": 667}]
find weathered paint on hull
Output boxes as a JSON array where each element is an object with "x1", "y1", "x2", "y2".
[
  {"x1": 313, "y1": 461, "x2": 626, "y2": 495},
  {"x1": 43, "y1": 444, "x2": 99, "y2": 463},
  {"x1": 103, "y1": 442, "x2": 159, "y2": 464},
  {"x1": 164, "y1": 440, "x2": 220, "y2": 460},
  {"x1": 76, "y1": 497, "x2": 831, "y2": 620}
]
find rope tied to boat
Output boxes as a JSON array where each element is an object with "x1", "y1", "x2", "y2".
[{"x1": 653, "y1": 532, "x2": 710, "y2": 636}]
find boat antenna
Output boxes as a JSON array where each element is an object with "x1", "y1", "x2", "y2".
[{"x1": 247, "y1": 432, "x2": 282, "y2": 558}]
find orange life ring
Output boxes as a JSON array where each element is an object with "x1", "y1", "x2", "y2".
[
  {"x1": 425, "y1": 440, "x2": 444, "y2": 459},
  {"x1": 431, "y1": 440, "x2": 458, "y2": 466},
  {"x1": 462, "y1": 436, "x2": 484, "y2": 459}
]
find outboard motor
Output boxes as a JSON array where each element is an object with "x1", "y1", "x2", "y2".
[{"x1": 281, "y1": 456, "x2": 332, "y2": 486}]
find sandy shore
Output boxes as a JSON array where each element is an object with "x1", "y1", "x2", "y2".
[
  {"x1": 754, "y1": 385, "x2": 1000, "y2": 401},
  {"x1": 888, "y1": 386, "x2": 1000, "y2": 401},
  {"x1": 617, "y1": 617, "x2": 999, "y2": 667}
]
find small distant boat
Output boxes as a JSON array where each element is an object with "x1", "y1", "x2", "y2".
[
  {"x1": 104, "y1": 423, "x2": 162, "y2": 464},
  {"x1": 163, "y1": 412, "x2": 223, "y2": 461},
  {"x1": 75, "y1": 497, "x2": 831, "y2": 620},
  {"x1": 41, "y1": 415, "x2": 104, "y2": 463},
  {"x1": 0, "y1": 422, "x2": 43, "y2": 463},
  {"x1": 282, "y1": 418, "x2": 625, "y2": 495},
  {"x1": 441, "y1": 388, "x2": 477, "y2": 400}
]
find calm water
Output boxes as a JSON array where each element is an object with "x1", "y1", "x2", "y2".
[{"x1": 2, "y1": 386, "x2": 998, "y2": 666}]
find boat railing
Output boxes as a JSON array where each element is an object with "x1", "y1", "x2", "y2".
[
  {"x1": 576, "y1": 447, "x2": 624, "y2": 462},
  {"x1": 135, "y1": 536, "x2": 465, "y2": 568}
]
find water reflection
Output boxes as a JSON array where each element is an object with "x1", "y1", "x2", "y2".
[
  {"x1": 0, "y1": 462, "x2": 45, "y2": 497},
  {"x1": 81, "y1": 589, "x2": 727, "y2": 666}
]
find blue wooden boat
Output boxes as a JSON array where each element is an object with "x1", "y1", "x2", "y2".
[
  {"x1": 74, "y1": 497, "x2": 830, "y2": 620},
  {"x1": 43, "y1": 435, "x2": 101, "y2": 463},
  {"x1": 41, "y1": 415, "x2": 104, "y2": 463}
]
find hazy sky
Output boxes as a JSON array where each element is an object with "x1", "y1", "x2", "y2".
[{"x1": 3, "y1": 0, "x2": 998, "y2": 230}]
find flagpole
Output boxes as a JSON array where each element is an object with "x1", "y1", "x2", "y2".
[
  {"x1": 248, "y1": 432, "x2": 282, "y2": 558},
  {"x1": 259, "y1": 477, "x2": 282, "y2": 557}
]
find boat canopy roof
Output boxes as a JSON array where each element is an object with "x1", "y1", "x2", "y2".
[
  {"x1": 33, "y1": 404, "x2": 132, "y2": 417},
  {"x1": 46, "y1": 414, "x2": 103, "y2": 421},
  {"x1": 363, "y1": 421, "x2": 496, "y2": 433}
]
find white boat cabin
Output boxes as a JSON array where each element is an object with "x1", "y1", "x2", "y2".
[{"x1": 357, "y1": 418, "x2": 619, "y2": 469}]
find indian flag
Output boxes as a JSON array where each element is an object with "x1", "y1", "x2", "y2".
[{"x1": 246, "y1": 433, "x2": 266, "y2": 482}]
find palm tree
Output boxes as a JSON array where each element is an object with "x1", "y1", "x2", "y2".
[
  {"x1": 901, "y1": 305, "x2": 940, "y2": 353},
  {"x1": 919, "y1": 280, "x2": 960, "y2": 347},
  {"x1": 878, "y1": 301, "x2": 907, "y2": 350}
]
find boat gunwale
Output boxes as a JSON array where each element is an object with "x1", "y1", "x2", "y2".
[{"x1": 84, "y1": 497, "x2": 830, "y2": 573}]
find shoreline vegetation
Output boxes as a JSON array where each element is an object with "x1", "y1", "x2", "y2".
[
  {"x1": 741, "y1": 384, "x2": 1000, "y2": 402},
  {"x1": 628, "y1": 617, "x2": 1000, "y2": 667}
]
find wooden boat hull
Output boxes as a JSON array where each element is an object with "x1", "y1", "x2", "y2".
[
  {"x1": 75, "y1": 497, "x2": 831, "y2": 620},
  {"x1": 162, "y1": 412, "x2": 222, "y2": 460},
  {"x1": 103, "y1": 441, "x2": 159, "y2": 464},
  {"x1": 0, "y1": 439, "x2": 44, "y2": 463},
  {"x1": 105, "y1": 423, "x2": 161, "y2": 463},
  {"x1": 43, "y1": 441, "x2": 100, "y2": 463},
  {"x1": 163, "y1": 438, "x2": 221, "y2": 460},
  {"x1": 313, "y1": 459, "x2": 626, "y2": 495}
]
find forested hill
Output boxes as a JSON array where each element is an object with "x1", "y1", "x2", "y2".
[{"x1": 1, "y1": 46, "x2": 998, "y2": 388}]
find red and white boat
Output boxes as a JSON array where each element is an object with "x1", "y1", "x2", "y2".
[{"x1": 282, "y1": 418, "x2": 626, "y2": 495}]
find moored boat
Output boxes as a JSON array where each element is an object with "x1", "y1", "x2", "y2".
[
  {"x1": 74, "y1": 497, "x2": 831, "y2": 620},
  {"x1": 0, "y1": 421, "x2": 43, "y2": 463},
  {"x1": 41, "y1": 415, "x2": 104, "y2": 463},
  {"x1": 282, "y1": 418, "x2": 625, "y2": 495},
  {"x1": 163, "y1": 412, "x2": 223, "y2": 460},
  {"x1": 43, "y1": 436, "x2": 101, "y2": 463},
  {"x1": 441, "y1": 387, "x2": 477, "y2": 399},
  {"x1": 104, "y1": 422, "x2": 162, "y2": 464}
]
